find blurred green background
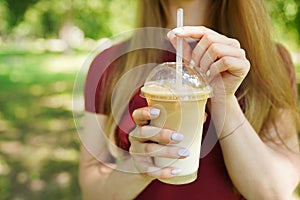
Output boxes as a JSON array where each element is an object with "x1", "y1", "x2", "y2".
[{"x1": 0, "y1": 0, "x2": 299, "y2": 199}]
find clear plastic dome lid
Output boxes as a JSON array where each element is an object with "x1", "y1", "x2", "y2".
[{"x1": 141, "y1": 62, "x2": 213, "y2": 101}]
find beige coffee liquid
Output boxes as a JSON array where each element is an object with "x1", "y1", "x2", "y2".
[{"x1": 141, "y1": 84, "x2": 210, "y2": 184}]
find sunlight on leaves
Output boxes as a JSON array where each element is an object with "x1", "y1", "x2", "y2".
[
  {"x1": 29, "y1": 84, "x2": 45, "y2": 96},
  {"x1": 0, "y1": 119, "x2": 10, "y2": 132},
  {"x1": 50, "y1": 81, "x2": 68, "y2": 93},
  {"x1": 39, "y1": 94, "x2": 72, "y2": 111},
  {"x1": 0, "y1": 158, "x2": 11, "y2": 175},
  {"x1": 48, "y1": 118, "x2": 71, "y2": 132},
  {"x1": 284, "y1": 2, "x2": 298, "y2": 20},
  {"x1": 14, "y1": 106, "x2": 28, "y2": 119},
  {"x1": 43, "y1": 54, "x2": 86, "y2": 73},
  {"x1": 53, "y1": 148, "x2": 78, "y2": 162},
  {"x1": 0, "y1": 141, "x2": 23, "y2": 156},
  {"x1": 54, "y1": 172, "x2": 71, "y2": 188},
  {"x1": 17, "y1": 172, "x2": 28, "y2": 184},
  {"x1": 29, "y1": 179, "x2": 46, "y2": 192},
  {"x1": 27, "y1": 135, "x2": 58, "y2": 147}
]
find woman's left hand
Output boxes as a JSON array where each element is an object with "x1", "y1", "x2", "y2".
[{"x1": 167, "y1": 26, "x2": 250, "y2": 101}]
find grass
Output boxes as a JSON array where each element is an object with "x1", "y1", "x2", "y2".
[
  {"x1": 0, "y1": 50, "x2": 299, "y2": 199},
  {"x1": 0, "y1": 51, "x2": 86, "y2": 200}
]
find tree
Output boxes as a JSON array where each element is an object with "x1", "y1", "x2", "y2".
[
  {"x1": 267, "y1": 0, "x2": 300, "y2": 46},
  {"x1": 0, "y1": 0, "x2": 299, "y2": 47},
  {"x1": 0, "y1": 0, "x2": 135, "y2": 40}
]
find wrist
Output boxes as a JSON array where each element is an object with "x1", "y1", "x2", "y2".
[
  {"x1": 209, "y1": 95, "x2": 246, "y2": 138},
  {"x1": 219, "y1": 118, "x2": 246, "y2": 140}
]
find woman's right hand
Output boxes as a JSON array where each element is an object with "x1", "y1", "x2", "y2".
[{"x1": 129, "y1": 107, "x2": 189, "y2": 180}]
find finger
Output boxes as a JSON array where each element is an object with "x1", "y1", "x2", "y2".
[
  {"x1": 170, "y1": 26, "x2": 240, "y2": 48},
  {"x1": 132, "y1": 107, "x2": 160, "y2": 126},
  {"x1": 171, "y1": 26, "x2": 233, "y2": 42},
  {"x1": 130, "y1": 141, "x2": 190, "y2": 159},
  {"x1": 167, "y1": 31, "x2": 193, "y2": 62},
  {"x1": 208, "y1": 56, "x2": 250, "y2": 80},
  {"x1": 133, "y1": 155, "x2": 182, "y2": 179},
  {"x1": 129, "y1": 125, "x2": 184, "y2": 144},
  {"x1": 132, "y1": 155, "x2": 154, "y2": 174},
  {"x1": 191, "y1": 34, "x2": 241, "y2": 67},
  {"x1": 139, "y1": 126, "x2": 184, "y2": 144},
  {"x1": 146, "y1": 166, "x2": 182, "y2": 179},
  {"x1": 200, "y1": 44, "x2": 246, "y2": 74}
]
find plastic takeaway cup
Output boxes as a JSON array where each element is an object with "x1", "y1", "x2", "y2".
[{"x1": 141, "y1": 62, "x2": 212, "y2": 185}]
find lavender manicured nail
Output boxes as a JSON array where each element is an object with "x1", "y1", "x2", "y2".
[
  {"x1": 178, "y1": 149, "x2": 190, "y2": 157},
  {"x1": 150, "y1": 108, "x2": 160, "y2": 116},
  {"x1": 171, "y1": 168, "x2": 182, "y2": 175},
  {"x1": 171, "y1": 133, "x2": 184, "y2": 142}
]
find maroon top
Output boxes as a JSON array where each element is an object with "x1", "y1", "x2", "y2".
[{"x1": 84, "y1": 40, "x2": 296, "y2": 200}]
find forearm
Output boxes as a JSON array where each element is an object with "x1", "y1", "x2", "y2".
[
  {"x1": 211, "y1": 97, "x2": 299, "y2": 199},
  {"x1": 79, "y1": 156, "x2": 152, "y2": 200}
]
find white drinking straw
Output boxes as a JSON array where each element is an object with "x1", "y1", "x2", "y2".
[{"x1": 176, "y1": 8, "x2": 183, "y2": 88}]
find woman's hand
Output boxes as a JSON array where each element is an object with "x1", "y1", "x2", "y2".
[
  {"x1": 129, "y1": 107, "x2": 189, "y2": 180},
  {"x1": 167, "y1": 26, "x2": 250, "y2": 100}
]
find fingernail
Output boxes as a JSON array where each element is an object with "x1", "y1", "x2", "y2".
[
  {"x1": 206, "y1": 70, "x2": 211, "y2": 77},
  {"x1": 167, "y1": 31, "x2": 174, "y2": 38},
  {"x1": 171, "y1": 132, "x2": 184, "y2": 142},
  {"x1": 178, "y1": 149, "x2": 190, "y2": 157},
  {"x1": 171, "y1": 168, "x2": 182, "y2": 175},
  {"x1": 150, "y1": 108, "x2": 160, "y2": 116},
  {"x1": 172, "y1": 27, "x2": 184, "y2": 35}
]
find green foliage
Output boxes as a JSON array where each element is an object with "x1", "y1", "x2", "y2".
[
  {"x1": 266, "y1": 0, "x2": 300, "y2": 46},
  {"x1": 0, "y1": 0, "x2": 136, "y2": 39},
  {"x1": 0, "y1": 0, "x2": 298, "y2": 45},
  {"x1": 4, "y1": 0, "x2": 39, "y2": 28},
  {"x1": 0, "y1": 51, "x2": 84, "y2": 199}
]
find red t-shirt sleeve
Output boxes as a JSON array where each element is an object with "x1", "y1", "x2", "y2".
[
  {"x1": 84, "y1": 43, "x2": 127, "y2": 114},
  {"x1": 84, "y1": 42, "x2": 150, "y2": 151}
]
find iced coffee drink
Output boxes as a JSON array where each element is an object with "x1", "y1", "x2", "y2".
[{"x1": 141, "y1": 62, "x2": 212, "y2": 185}]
